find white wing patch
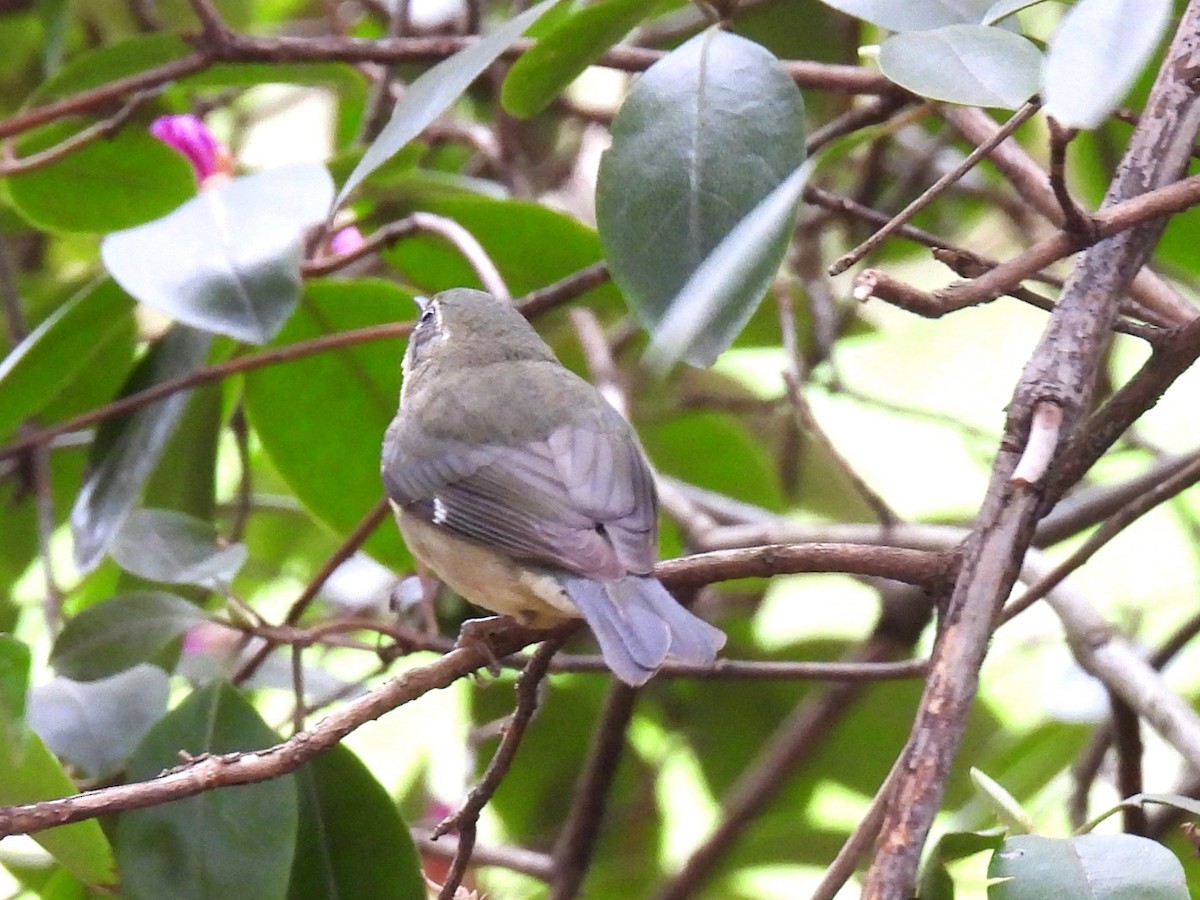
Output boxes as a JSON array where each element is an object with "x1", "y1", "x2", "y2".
[{"x1": 433, "y1": 496, "x2": 448, "y2": 524}]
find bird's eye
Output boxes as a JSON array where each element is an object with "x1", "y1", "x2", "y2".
[{"x1": 419, "y1": 307, "x2": 436, "y2": 325}]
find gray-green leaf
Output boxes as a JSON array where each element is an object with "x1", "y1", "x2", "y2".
[
  {"x1": 1043, "y1": 0, "x2": 1172, "y2": 130},
  {"x1": 101, "y1": 164, "x2": 334, "y2": 344},
  {"x1": 982, "y1": 0, "x2": 1051, "y2": 25},
  {"x1": 879, "y1": 24, "x2": 1042, "y2": 108},
  {"x1": 111, "y1": 508, "x2": 247, "y2": 589},
  {"x1": 818, "y1": 0, "x2": 998, "y2": 31},
  {"x1": 70, "y1": 326, "x2": 213, "y2": 573},
  {"x1": 50, "y1": 590, "x2": 211, "y2": 681},
  {"x1": 117, "y1": 681, "x2": 298, "y2": 900},
  {"x1": 27, "y1": 665, "x2": 170, "y2": 778},
  {"x1": 596, "y1": 28, "x2": 806, "y2": 366},
  {"x1": 988, "y1": 834, "x2": 1188, "y2": 899},
  {"x1": 647, "y1": 162, "x2": 811, "y2": 367}
]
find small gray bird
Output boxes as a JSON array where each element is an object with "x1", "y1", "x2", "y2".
[{"x1": 381, "y1": 288, "x2": 726, "y2": 685}]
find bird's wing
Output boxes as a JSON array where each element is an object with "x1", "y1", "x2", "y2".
[{"x1": 382, "y1": 409, "x2": 658, "y2": 580}]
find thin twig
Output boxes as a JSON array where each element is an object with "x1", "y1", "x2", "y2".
[
  {"x1": 410, "y1": 211, "x2": 510, "y2": 300},
  {"x1": 1047, "y1": 117, "x2": 1094, "y2": 237},
  {"x1": 31, "y1": 437, "x2": 63, "y2": 629},
  {"x1": 306, "y1": 212, "x2": 508, "y2": 299},
  {"x1": 414, "y1": 830, "x2": 554, "y2": 881},
  {"x1": 537, "y1": 655, "x2": 930, "y2": 681},
  {"x1": 776, "y1": 284, "x2": 898, "y2": 525},
  {"x1": 941, "y1": 104, "x2": 1196, "y2": 329},
  {"x1": 233, "y1": 499, "x2": 390, "y2": 684},
  {"x1": 0, "y1": 91, "x2": 160, "y2": 176},
  {"x1": 0, "y1": 36, "x2": 894, "y2": 145},
  {"x1": 187, "y1": 0, "x2": 230, "y2": 37},
  {"x1": 828, "y1": 100, "x2": 1041, "y2": 276},
  {"x1": 357, "y1": 0, "x2": 412, "y2": 143},
  {"x1": 570, "y1": 308, "x2": 626, "y2": 417},
  {"x1": 805, "y1": 94, "x2": 916, "y2": 153},
  {"x1": 228, "y1": 406, "x2": 253, "y2": 543},
  {"x1": 1002, "y1": 451, "x2": 1200, "y2": 622},
  {"x1": 925, "y1": 170, "x2": 1200, "y2": 313},
  {"x1": 434, "y1": 637, "x2": 563, "y2": 900},
  {"x1": 811, "y1": 752, "x2": 907, "y2": 900},
  {"x1": 1070, "y1": 605, "x2": 1200, "y2": 828}
]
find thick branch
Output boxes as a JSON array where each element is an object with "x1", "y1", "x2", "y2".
[{"x1": 863, "y1": 6, "x2": 1200, "y2": 895}]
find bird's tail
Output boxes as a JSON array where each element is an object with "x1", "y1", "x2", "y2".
[{"x1": 563, "y1": 575, "x2": 726, "y2": 686}]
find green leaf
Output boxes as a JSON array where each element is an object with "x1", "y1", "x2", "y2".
[
  {"x1": 70, "y1": 326, "x2": 213, "y2": 573},
  {"x1": 101, "y1": 164, "x2": 334, "y2": 344},
  {"x1": 111, "y1": 508, "x2": 247, "y2": 589},
  {"x1": 117, "y1": 681, "x2": 298, "y2": 900},
  {"x1": 878, "y1": 24, "x2": 1042, "y2": 108},
  {"x1": 646, "y1": 162, "x2": 811, "y2": 367},
  {"x1": 641, "y1": 409, "x2": 784, "y2": 512},
  {"x1": 920, "y1": 829, "x2": 1006, "y2": 900},
  {"x1": 136, "y1": 363, "x2": 226, "y2": 550},
  {"x1": 0, "y1": 634, "x2": 31, "y2": 747},
  {"x1": 501, "y1": 0, "x2": 651, "y2": 118},
  {"x1": 0, "y1": 725, "x2": 117, "y2": 888},
  {"x1": 289, "y1": 744, "x2": 425, "y2": 900},
  {"x1": 336, "y1": 0, "x2": 557, "y2": 206},
  {"x1": 595, "y1": 29, "x2": 806, "y2": 366},
  {"x1": 243, "y1": 278, "x2": 410, "y2": 570},
  {"x1": 27, "y1": 665, "x2": 170, "y2": 778},
  {"x1": 970, "y1": 767, "x2": 1035, "y2": 833},
  {"x1": 7, "y1": 122, "x2": 197, "y2": 233},
  {"x1": 817, "y1": 0, "x2": 998, "y2": 31},
  {"x1": 50, "y1": 591, "x2": 210, "y2": 681},
  {"x1": 988, "y1": 834, "x2": 1188, "y2": 898},
  {"x1": 1043, "y1": 0, "x2": 1172, "y2": 130},
  {"x1": 0, "y1": 278, "x2": 134, "y2": 444}
]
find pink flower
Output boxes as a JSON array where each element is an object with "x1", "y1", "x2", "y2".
[
  {"x1": 329, "y1": 225, "x2": 367, "y2": 256},
  {"x1": 150, "y1": 114, "x2": 233, "y2": 184}
]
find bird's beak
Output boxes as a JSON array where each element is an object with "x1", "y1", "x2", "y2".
[{"x1": 413, "y1": 295, "x2": 430, "y2": 313}]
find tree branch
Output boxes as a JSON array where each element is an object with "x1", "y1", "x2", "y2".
[
  {"x1": 0, "y1": 540, "x2": 944, "y2": 839},
  {"x1": 863, "y1": 6, "x2": 1200, "y2": 894}
]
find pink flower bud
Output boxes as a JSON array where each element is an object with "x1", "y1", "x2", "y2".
[
  {"x1": 329, "y1": 225, "x2": 367, "y2": 256},
  {"x1": 150, "y1": 114, "x2": 233, "y2": 184},
  {"x1": 181, "y1": 621, "x2": 239, "y2": 656}
]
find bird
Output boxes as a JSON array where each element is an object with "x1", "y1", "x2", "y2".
[{"x1": 381, "y1": 288, "x2": 726, "y2": 686}]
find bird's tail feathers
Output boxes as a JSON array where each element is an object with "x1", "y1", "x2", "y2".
[{"x1": 563, "y1": 575, "x2": 726, "y2": 687}]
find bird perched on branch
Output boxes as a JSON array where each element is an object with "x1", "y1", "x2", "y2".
[{"x1": 381, "y1": 288, "x2": 725, "y2": 686}]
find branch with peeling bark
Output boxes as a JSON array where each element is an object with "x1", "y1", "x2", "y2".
[{"x1": 863, "y1": 5, "x2": 1200, "y2": 895}]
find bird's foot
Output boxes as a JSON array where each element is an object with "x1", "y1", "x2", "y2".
[{"x1": 456, "y1": 616, "x2": 523, "y2": 676}]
